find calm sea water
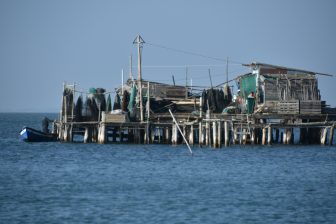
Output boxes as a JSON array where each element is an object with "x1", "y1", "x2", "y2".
[{"x1": 0, "y1": 113, "x2": 336, "y2": 224}]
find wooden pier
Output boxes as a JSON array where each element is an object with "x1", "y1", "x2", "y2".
[
  {"x1": 54, "y1": 36, "x2": 336, "y2": 148},
  {"x1": 56, "y1": 111, "x2": 336, "y2": 147}
]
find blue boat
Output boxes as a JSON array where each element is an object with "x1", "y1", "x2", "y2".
[{"x1": 19, "y1": 127, "x2": 58, "y2": 142}]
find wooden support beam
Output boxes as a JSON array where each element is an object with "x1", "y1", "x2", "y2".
[
  {"x1": 205, "y1": 121, "x2": 209, "y2": 147},
  {"x1": 189, "y1": 125, "x2": 194, "y2": 146},
  {"x1": 329, "y1": 125, "x2": 335, "y2": 146},
  {"x1": 233, "y1": 126, "x2": 238, "y2": 144},
  {"x1": 224, "y1": 121, "x2": 229, "y2": 147},
  {"x1": 286, "y1": 128, "x2": 292, "y2": 145},
  {"x1": 213, "y1": 121, "x2": 218, "y2": 148},
  {"x1": 262, "y1": 127, "x2": 266, "y2": 145},
  {"x1": 98, "y1": 123, "x2": 106, "y2": 144},
  {"x1": 321, "y1": 127, "x2": 328, "y2": 145},
  {"x1": 218, "y1": 121, "x2": 222, "y2": 148},
  {"x1": 267, "y1": 126, "x2": 272, "y2": 145},
  {"x1": 172, "y1": 124, "x2": 178, "y2": 145},
  {"x1": 251, "y1": 128, "x2": 255, "y2": 144},
  {"x1": 199, "y1": 122, "x2": 203, "y2": 147},
  {"x1": 84, "y1": 127, "x2": 90, "y2": 143}
]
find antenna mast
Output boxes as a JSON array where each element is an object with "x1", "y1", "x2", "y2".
[{"x1": 133, "y1": 35, "x2": 145, "y2": 122}]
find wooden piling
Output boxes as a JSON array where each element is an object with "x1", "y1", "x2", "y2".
[
  {"x1": 218, "y1": 121, "x2": 222, "y2": 148},
  {"x1": 172, "y1": 124, "x2": 178, "y2": 145},
  {"x1": 84, "y1": 127, "x2": 91, "y2": 143},
  {"x1": 224, "y1": 121, "x2": 229, "y2": 147},
  {"x1": 205, "y1": 121, "x2": 209, "y2": 146},
  {"x1": 321, "y1": 127, "x2": 328, "y2": 145},
  {"x1": 98, "y1": 123, "x2": 106, "y2": 144},
  {"x1": 189, "y1": 125, "x2": 194, "y2": 146},
  {"x1": 146, "y1": 123, "x2": 151, "y2": 144},
  {"x1": 199, "y1": 122, "x2": 203, "y2": 147},
  {"x1": 242, "y1": 128, "x2": 247, "y2": 145},
  {"x1": 285, "y1": 128, "x2": 292, "y2": 144},
  {"x1": 267, "y1": 126, "x2": 272, "y2": 145},
  {"x1": 233, "y1": 126, "x2": 238, "y2": 144},
  {"x1": 213, "y1": 121, "x2": 218, "y2": 148},
  {"x1": 150, "y1": 126, "x2": 155, "y2": 144},
  {"x1": 165, "y1": 127, "x2": 171, "y2": 144},
  {"x1": 329, "y1": 125, "x2": 335, "y2": 146},
  {"x1": 251, "y1": 128, "x2": 256, "y2": 144},
  {"x1": 262, "y1": 127, "x2": 266, "y2": 145}
]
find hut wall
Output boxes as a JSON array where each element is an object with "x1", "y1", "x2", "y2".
[{"x1": 262, "y1": 74, "x2": 321, "y2": 114}]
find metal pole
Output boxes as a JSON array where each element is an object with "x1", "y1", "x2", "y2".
[
  {"x1": 169, "y1": 109, "x2": 193, "y2": 155},
  {"x1": 133, "y1": 35, "x2": 145, "y2": 122}
]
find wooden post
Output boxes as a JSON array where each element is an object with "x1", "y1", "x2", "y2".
[
  {"x1": 189, "y1": 125, "x2": 194, "y2": 146},
  {"x1": 168, "y1": 109, "x2": 193, "y2": 154},
  {"x1": 205, "y1": 121, "x2": 209, "y2": 146},
  {"x1": 233, "y1": 126, "x2": 238, "y2": 144},
  {"x1": 329, "y1": 125, "x2": 335, "y2": 146},
  {"x1": 239, "y1": 124, "x2": 243, "y2": 145},
  {"x1": 57, "y1": 123, "x2": 62, "y2": 140},
  {"x1": 283, "y1": 129, "x2": 287, "y2": 144},
  {"x1": 151, "y1": 127, "x2": 155, "y2": 143},
  {"x1": 172, "y1": 124, "x2": 177, "y2": 145},
  {"x1": 84, "y1": 127, "x2": 91, "y2": 143},
  {"x1": 218, "y1": 121, "x2": 222, "y2": 148},
  {"x1": 213, "y1": 121, "x2": 218, "y2": 148},
  {"x1": 158, "y1": 127, "x2": 162, "y2": 144},
  {"x1": 286, "y1": 128, "x2": 292, "y2": 145},
  {"x1": 321, "y1": 127, "x2": 328, "y2": 145},
  {"x1": 146, "y1": 123, "x2": 151, "y2": 144},
  {"x1": 262, "y1": 127, "x2": 266, "y2": 145},
  {"x1": 64, "y1": 95, "x2": 67, "y2": 123},
  {"x1": 199, "y1": 122, "x2": 203, "y2": 147},
  {"x1": 98, "y1": 123, "x2": 106, "y2": 144},
  {"x1": 242, "y1": 128, "x2": 247, "y2": 145},
  {"x1": 62, "y1": 124, "x2": 68, "y2": 142},
  {"x1": 98, "y1": 125, "x2": 102, "y2": 143},
  {"x1": 92, "y1": 127, "x2": 98, "y2": 143},
  {"x1": 267, "y1": 126, "x2": 272, "y2": 145},
  {"x1": 70, "y1": 124, "x2": 74, "y2": 142},
  {"x1": 224, "y1": 121, "x2": 229, "y2": 147},
  {"x1": 165, "y1": 127, "x2": 170, "y2": 144},
  {"x1": 251, "y1": 128, "x2": 256, "y2": 144}
]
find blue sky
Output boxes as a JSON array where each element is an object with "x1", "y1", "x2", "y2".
[{"x1": 0, "y1": 0, "x2": 335, "y2": 112}]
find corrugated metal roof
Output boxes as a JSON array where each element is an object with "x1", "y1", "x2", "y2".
[{"x1": 243, "y1": 62, "x2": 333, "y2": 77}]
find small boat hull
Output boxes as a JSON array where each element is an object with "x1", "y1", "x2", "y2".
[{"x1": 20, "y1": 127, "x2": 58, "y2": 142}]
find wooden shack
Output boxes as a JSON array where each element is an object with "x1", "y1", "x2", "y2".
[{"x1": 238, "y1": 62, "x2": 322, "y2": 115}]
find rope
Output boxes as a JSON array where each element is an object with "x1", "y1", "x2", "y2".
[{"x1": 146, "y1": 41, "x2": 247, "y2": 65}]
